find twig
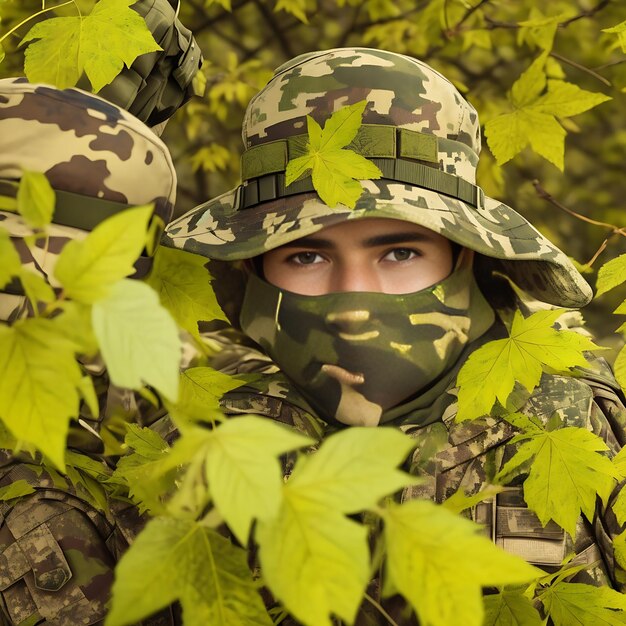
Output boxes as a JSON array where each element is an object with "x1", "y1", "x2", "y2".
[
  {"x1": 363, "y1": 593, "x2": 401, "y2": 626},
  {"x1": 550, "y1": 52, "x2": 612, "y2": 87},
  {"x1": 559, "y1": 0, "x2": 611, "y2": 27},
  {"x1": 0, "y1": 0, "x2": 74, "y2": 44},
  {"x1": 532, "y1": 180, "x2": 624, "y2": 230},
  {"x1": 252, "y1": 0, "x2": 295, "y2": 59},
  {"x1": 532, "y1": 180, "x2": 626, "y2": 268}
]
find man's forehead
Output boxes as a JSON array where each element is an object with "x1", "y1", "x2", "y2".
[{"x1": 279, "y1": 218, "x2": 448, "y2": 248}]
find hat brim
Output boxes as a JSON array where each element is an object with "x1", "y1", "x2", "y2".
[{"x1": 163, "y1": 179, "x2": 592, "y2": 308}]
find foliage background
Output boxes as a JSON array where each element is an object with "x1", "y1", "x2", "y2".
[
  {"x1": 2, "y1": 2, "x2": 626, "y2": 624},
  {"x1": 3, "y1": 0, "x2": 625, "y2": 339}
]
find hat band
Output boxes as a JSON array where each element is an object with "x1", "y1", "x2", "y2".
[{"x1": 238, "y1": 157, "x2": 485, "y2": 211}]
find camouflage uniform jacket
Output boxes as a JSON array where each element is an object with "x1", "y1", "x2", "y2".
[
  {"x1": 207, "y1": 317, "x2": 626, "y2": 613},
  {"x1": 0, "y1": 371, "x2": 174, "y2": 626}
]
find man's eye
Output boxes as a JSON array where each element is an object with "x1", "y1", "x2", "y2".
[
  {"x1": 384, "y1": 248, "x2": 418, "y2": 262},
  {"x1": 290, "y1": 251, "x2": 324, "y2": 265}
]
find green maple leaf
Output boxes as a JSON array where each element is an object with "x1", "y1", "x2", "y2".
[
  {"x1": 22, "y1": 0, "x2": 161, "y2": 92},
  {"x1": 92, "y1": 279, "x2": 181, "y2": 402},
  {"x1": 483, "y1": 589, "x2": 543, "y2": 626},
  {"x1": 603, "y1": 20, "x2": 626, "y2": 53},
  {"x1": 485, "y1": 53, "x2": 610, "y2": 169},
  {"x1": 456, "y1": 309, "x2": 599, "y2": 421},
  {"x1": 112, "y1": 424, "x2": 171, "y2": 514},
  {"x1": 147, "y1": 246, "x2": 227, "y2": 340},
  {"x1": 64, "y1": 449, "x2": 112, "y2": 512},
  {"x1": 257, "y1": 498, "x2": 369, "y2": 626},
  {"x1": 171, "y1": 367, "x2": 252, "y2": 423},
  {"x1": 285, "y1": 427, "x2": 417, "y2": 512},
  {"x1": 162, "y1": 417, "x2": 312, "y2": 544},
  {"x1": 0, "y1": 479, "x2": 35, "y2": 501},
  {"x1": 596, "y1": 254, "x2": 626, "y2": 297},
  {"x1": 382, "y1": 500, "x2": 540, "y2": 626},
  {"x1": 20, "y1": 271, "x2": 55, "y2": 307},
  {"x1": 539, "y1": 581, "x2": 626, "y2": 625},
  {"x1": 54, "y1": 205, "x2": 152, "y2": 303},
  {"x1": 52, "y1": 302, "x2": 99, "y2": 356},
  {"x1": 106, "y1": 517, "x2": 271, "y2": 626},
  {"x1": 496, "y1": 426, "x2": 618, "y2": 537},
  {"x1": 285, "y1": 100, "x2": 382, "y2": 209},
  {"x1": 0, "y1": 228, "x2": 22, "y2": 289},
  {"x1": 611, "y1": 448, "x2": 626, "y2": 526},
  {"x1": 615, "y1": 529, "x2": 626, "y2": 571},
  {"x1": 615, "y1": 345, "x2": 626, "y2": 396},
  {"x1": 256, "y1": 427, "x2": 417, "y2": 626},
  {"x1": 0, "y1": 317, "x2": 83, "y2": 468},
  {"x1": 16, "y1": 171, "x2": 55, "y2": 230}
]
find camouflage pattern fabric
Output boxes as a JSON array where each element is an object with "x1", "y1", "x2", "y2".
[
  {"x1": 210, "y1": 315, "x2": 626, "y2": 618},
  {"x1": 163, "y1": 47, "x2": 592, "y2": 308},
  {"x1": 239, "y1": 250, "x2": 496, "y2": 426},
  {"x1": 0, "y1": 80, "x2": 179, "y2": 626},
  {"x1": 91, "y1": 0, "x2": 202, "y2": 129}
]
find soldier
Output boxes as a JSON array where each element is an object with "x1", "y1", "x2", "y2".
[
  {"x1": 0, "y1": 77, "x2": 183, "y2": 625},
  {"x1": 0, "y1": 0, "x2": 201, "y2": 619},
  {"x1": 163, "y1": 47, "x2": 626, "y2": 620}
]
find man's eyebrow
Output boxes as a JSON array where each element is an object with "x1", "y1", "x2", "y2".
[
  {"x1": 278, "y1": 237, "x2": 334, "y2": 250},
  {"x1": 362, "y1": 232, "x2": 435, "y2": 247}
]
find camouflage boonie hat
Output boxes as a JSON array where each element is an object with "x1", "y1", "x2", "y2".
[
  {"x1": 0, "y1": 78, "x2": 177, "y2": 313},
  {"x1": 164, "y1": 47, "x2": 592, "y2": 308}
]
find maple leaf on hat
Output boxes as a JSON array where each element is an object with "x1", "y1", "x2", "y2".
[{"x1": 285, "y1": 100, "x2": 382, "y2": 209}]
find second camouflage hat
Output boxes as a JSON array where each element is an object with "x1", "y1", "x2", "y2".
[{"x1": 163, "y1": 47, "x2": 592, "y2": 308}]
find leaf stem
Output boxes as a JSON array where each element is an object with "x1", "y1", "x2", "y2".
[
  {"x1": 532, "y1": 180, "x2": 624, "y2": 230},
  {"x1": 549, "y1": 52, "x2": 612, "y2": 87},
  {"x1": 0, "y1": 0, "x2": 74, "y2": 45},
  {"x1": 363, "y1": 593, "x2": 401, "y2": 626}
]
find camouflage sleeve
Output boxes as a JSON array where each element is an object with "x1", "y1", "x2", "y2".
[
  {"x1": 0, "y1": 457, "x2": 178, "y2": 626},
  {"x1": 0, "y1": 465, "x2": 116, "y2": 625}
]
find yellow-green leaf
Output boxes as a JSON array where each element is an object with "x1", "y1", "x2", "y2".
[
  {"x1": 107, "y1": 517, "x2": 271, "y2": 626},
  {"x1": 496, "y1": 427, "x2": 618, "y2": 537},
  {"x1": 603, "y1": 20, "x2": 626, "y2": 53},
  {"x1": 257, "y1": 498, "x2": 369, "y2": 626},
  {"x1": 147, "y1": 246, "x2": 227, "y2": 340},
  {"x1": 22, "y1": 0, "x2": 161, "y2": 91},
  {"x1": 382, "y1": 500, "x2": 540, "y2": 626},
  {"x1": 0, "y1": 228, "x2": 22, "y2": 289},
  {"x1": 172, "y1": 367, "x2": 251, "y2": 423},
  {"x1": 19, "y1": 270, "x2": 55, "y2": 307},
  {"x1": 274, "y1": 0, "x2": 308, "y2": 23},
  {"x1": 16, "y1": 171, "x2": 55, "y2": 230},
  {"x1": 442, "y1": 484, "x2": 504, "y2": 515},
  {"x1": 483, "y1": 589, "x2": 543, "y2": 626},
  {"x1": 0, "y1": 317, "x2": 83, "y2": 468},
  {"x1": 457, "y1": 309, "x2": 599, "y2": 421},
  {"x1": 0, "y1": 479, "x2": 35, "y2": 501},
  {"x1": 615, "y1": 345, "x2": 626, "y2": 394},
  {"x1": 485, "y1": 54, "x2": 610, "y2": 169},
  {"x1": 54, "y1": 205, "x2": 152, "y2": 303},
  {"x1": 112, "y1": 424, "x2": 171, "y2": 514},
  {"x1": 596, "y1": 254, "x2": 626, "y2": 297},
  {"x1": 286, "y1": 427, "x2": 417, "y2": 512},
  {"x1": 285, "y1": 100, "x2": 382, "y2": 209},
  {"x1": 92, "y1": 279, "x2": 181, "y2": 401},
  {"x1": 188, "y1": 416, "x2": 312, "y2": 544},
  {"x1": 539, "y1": 581, "x2": 626, "y2": 625},
  {"x1": 52, "y1": 302, "x2": 99, "y2": 356}
]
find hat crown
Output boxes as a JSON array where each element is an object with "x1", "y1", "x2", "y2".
[{"x1": 243, "y1": 48, "x2": 481, "y2": 183}]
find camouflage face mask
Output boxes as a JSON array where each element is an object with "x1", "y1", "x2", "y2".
[{"x1": 240, "y1": 251, "x2": 495, "y2": 426}]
